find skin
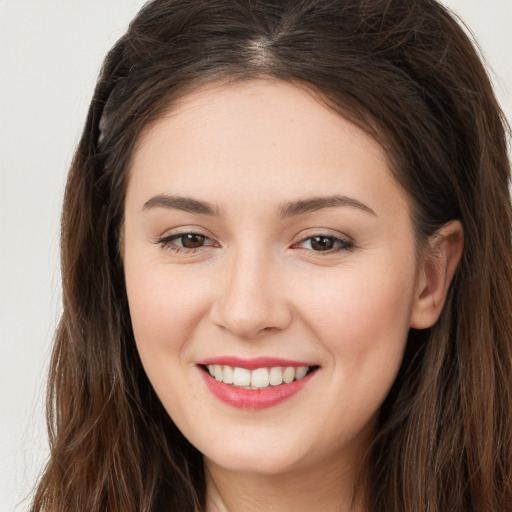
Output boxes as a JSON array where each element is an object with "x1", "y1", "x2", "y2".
[{"x1": 123, "y1": 80, "x2": 463, "y2": 512}]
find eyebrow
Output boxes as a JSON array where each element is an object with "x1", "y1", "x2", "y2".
[
  {"x1": 278, "y1": 195, "x2": 376, "y2": 217},
  {"x1": 142, "y1": 193, "x2": 376, "y2": 217},
  {"x1": 143, "y1": 194, "x2": 216, "y2": 215}
]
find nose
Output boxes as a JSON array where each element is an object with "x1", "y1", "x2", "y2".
[{"x1": 210, "y1": 247, "x2": 293, "y2": 338}]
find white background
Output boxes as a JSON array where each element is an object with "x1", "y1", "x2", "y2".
[{"x1": 0, "y1": 1, "x2": 510, "y2": 510}]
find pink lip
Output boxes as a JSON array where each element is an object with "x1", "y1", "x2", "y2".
[
  {"x1": 198, "y1": 364, "x2": 318, "y2": 410},
  {"x1": 197, "y1": 356, "x2": 314, "y2": 370}
]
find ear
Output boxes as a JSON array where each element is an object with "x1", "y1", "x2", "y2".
[{"x1": 410, "y1": 220, "x2": 464, "y2": 329}]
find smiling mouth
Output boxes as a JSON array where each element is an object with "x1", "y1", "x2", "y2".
[{"x1": 202, "y1": 364, "x2": 319, "y2": 390}]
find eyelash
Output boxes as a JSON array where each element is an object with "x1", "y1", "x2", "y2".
[
  {"x1": 294, "y1": 234, "x2": 355, "y2": 254},
  {"x1": 156, "y1": 232, "x2": 217, "y2": 254},
  {"x1": 156, "y1": 231, "x2": 355, "y2": 255}
]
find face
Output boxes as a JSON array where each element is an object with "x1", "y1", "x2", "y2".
[{"x1": 123, "y1": 80, "x2": 422, "y2": 478}]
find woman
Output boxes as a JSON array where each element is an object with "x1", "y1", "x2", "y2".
[{"x1": 32, "y1": 0, "x2": 512, "y2": 511}]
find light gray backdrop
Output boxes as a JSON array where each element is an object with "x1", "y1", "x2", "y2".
[{"x1": 1, "y1": 1, "x2": 510, "y2": 510}]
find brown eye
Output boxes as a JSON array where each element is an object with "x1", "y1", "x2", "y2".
[
  {"x1": 157, "y1": 232, "x2": 215, "y2": 252},
  {"x1": 296, "y1": 234, "x2": 354, "y2": 253},
  {"x1": 310, "y1": 236, "x2": 334, "y2": 251},
  {"x1": 180, "y1": 233, "x2": 206, "y2": 248}
]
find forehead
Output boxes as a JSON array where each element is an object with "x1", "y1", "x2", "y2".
[
  {"x1": 131, "y1": 79, "x2": 389, "y2": 165},
  {"x1": 126, "y1": 79, "x2": 409, "y2": 217}
]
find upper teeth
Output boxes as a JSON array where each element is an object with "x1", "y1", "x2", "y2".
[{"x1": 207, "y1": 365, "x2": 309, "y2": 389}]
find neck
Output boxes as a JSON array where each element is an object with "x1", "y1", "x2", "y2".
[{"x1": 204, "y1": 452, "x2": 365, "y2": 512}]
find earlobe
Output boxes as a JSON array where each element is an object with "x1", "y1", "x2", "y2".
[{"x1": 410, "y1": 220, "x2": 464, "y2": 329}]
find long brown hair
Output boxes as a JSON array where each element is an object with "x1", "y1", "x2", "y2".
[{"x1": 32, "y1": 1, "x2": 512, "y2": 511}]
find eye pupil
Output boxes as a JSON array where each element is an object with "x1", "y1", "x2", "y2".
[
  {"x1": 182, "y1": 233, "x2": 205, "y2": 248},
  {"x1": 311, "y1": 236, "x2": 334, "y2": 251}
]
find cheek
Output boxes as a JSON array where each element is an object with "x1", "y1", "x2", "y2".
[
  {"x1": 292, "y1": 263, "x2": 417, "y2": 433},
  {"x1": 295, "y1": 260, "x2": 416, "y2": 364},
  {"x1": 125, "y1": 261, "x2": 211, "y2": 358}
]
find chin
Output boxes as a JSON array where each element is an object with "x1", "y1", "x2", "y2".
[
  {"x1": 201, "y1": 436, "x2": 311, "y2": 476},
  {"x1": 206, "y1": 453, "x2": 305, "y2": 476}
]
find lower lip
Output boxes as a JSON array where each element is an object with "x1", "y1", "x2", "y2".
[{"x1": 199, "y1": 368, "x2": 316, "y2": 410}]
